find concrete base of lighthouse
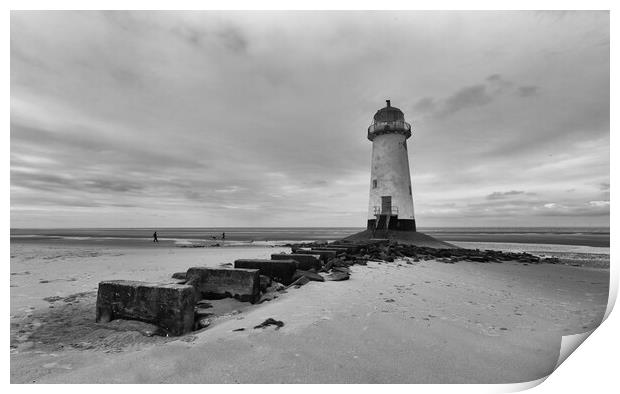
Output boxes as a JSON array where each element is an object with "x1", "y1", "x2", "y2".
[
  {"x1": 342, "y1": 229, "x2": 458, "y2": 249},
  {"x1": 366, "y1": 218, "x2": 416, "y2": 232}
]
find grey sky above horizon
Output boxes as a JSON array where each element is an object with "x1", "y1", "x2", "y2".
[{"x1": 11, "y1": 11, "x2": 609, "y2": 228}]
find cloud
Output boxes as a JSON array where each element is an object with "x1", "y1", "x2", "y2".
[
  {"x1": 418, "y1": 74, "x2": 539, "y2": 119},
  {"x1": 171, "y1": 22, "x2": 248, "y2": 53},
  {"x1": 517, "y1": 85, "x2": 539, "y2": 97},
  {"x1": 436, "y1": 84, "x2": 493, "y2": 117},
  {"x1": 486, "y1": 190, "x2": 531, "y2": 200},
  {"x1": 10, "y1": 11, "x2": 610, "y2": 227}
]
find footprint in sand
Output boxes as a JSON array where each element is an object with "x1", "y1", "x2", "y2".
[{"x1": 43, "y1": 362, "x2": 73, "y2": 370}]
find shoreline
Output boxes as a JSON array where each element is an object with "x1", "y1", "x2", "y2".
[{"x1": 10, "y1": 226, "x2": 611, "y2": 248}]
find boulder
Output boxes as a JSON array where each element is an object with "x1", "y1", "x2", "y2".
[
  {"x1": 234, "y1": 259, "x2": 297, "y2": 285},
  {"x1": 96, "y1": 280, "x2": 196, "y2": 336},
  {"x1": 271, "y1": 253, "x2": 321, "y2": 270},
  {"x1": 185, "y1": 267, "x2": 261, "y2": 303}
]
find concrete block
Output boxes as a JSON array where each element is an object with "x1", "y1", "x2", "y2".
[
  {"x1": 234, "y1": 259, "x2": 297, "y2": 285},
  {"x1": 331, "y1": 244, "x2": 363, "y2": 252},
  {"x1": 96, "y1": 280, "x2": 195, "y2": 336},
  {"x1": 293, "y1": 249, "x2": 338, "y2": 263},
  {"x1": 271, "y1": 253, "x2": 321, "y2": 270},
  {"x1": 325, "y1": 245, "x2": 357, "y2": 253},
  {"x1": 186, "y1": 267, "x2": 260, "y2": 303}
]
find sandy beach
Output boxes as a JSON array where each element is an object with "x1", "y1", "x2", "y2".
[{"x1": 10, "y1": 239, "x2": 609, "y2": 384}]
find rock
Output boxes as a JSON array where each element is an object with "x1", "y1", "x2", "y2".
[
  {"x1": 292, "y1": 269, "x2": 325, "y2": 282},
  {"x1": 259, "y1": 275, "x2": 272, "y2": 292},
  {"x1": 195, "y1": 308, "x2": 214, "y2": 318},
  {"x1": 95, "y1": 280, "x2": 196, "y2": 336},
  {"x1": 234, "y1": 259, "x2": 297, "y2": 285},
  {"x1": 469, "y1": 256, "x2": 489, "y2": 263},
  {"x1": 196, "y1": 300, "x2": 213, "y2": 308},
  {"x1": 253, "y1": 318, "x2": 284, "y2": 330},
  {"x1": 286, "y1": 276, "x2": 310, "y2": 289},
  {"x1": 196, "y1": 318, "x2": 211, "y2": 330},
  {"x1": 171, "y1": 272, "x2": 186, "y2": 280},
  {"x1": 185, "y1": 267, "x2": 261, "y2": 303},
  {"x1": 325, "y1": 271, "x2": 350, "y2": 281},
  {"x1": 331, "y1": 266, "x2": 351, "y2": 274}
]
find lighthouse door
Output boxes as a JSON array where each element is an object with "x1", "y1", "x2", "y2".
[{"x1": 381, "y1": 196, "x2": 392, "y2": 214}]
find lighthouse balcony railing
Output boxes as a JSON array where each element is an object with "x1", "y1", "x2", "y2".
[
  {"x1": 373, "y1": 206, "x2": 399, "y2": 216},
  {"x1": 367, "y1": 120, "x2": 411, "y2": 134}
]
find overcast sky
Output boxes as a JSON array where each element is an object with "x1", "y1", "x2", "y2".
[{"x1": 11, "y1": 11, "x2": 609, "y2": 228}]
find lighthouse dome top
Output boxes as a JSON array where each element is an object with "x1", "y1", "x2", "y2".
[
  {"x1": 373, "y1": 100, "x2": 405, "y2": 122},
  {"x1": 367, "y1": 100, "x2": 412, "y2": 141}
]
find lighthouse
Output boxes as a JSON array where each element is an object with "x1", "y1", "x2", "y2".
[{"x1": 366, "y1": 100, "x2": 416, "y2": 232}]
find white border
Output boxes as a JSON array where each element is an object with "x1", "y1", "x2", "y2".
[{"x1": 4, "y1": 2, "x2": 616, "y2": 393}]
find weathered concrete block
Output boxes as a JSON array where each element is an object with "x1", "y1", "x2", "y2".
[
  {"x1": 96, "y1": 280, "x2": 195, "y2": 336},
  {"x1": 332, "y1": 244, "x2": 363, "y2": 253},
  {"x1": 271, "y1": 253, "x2": 321, "y2": 270},
  {"x1": 186, "y1": 267, "x2": 260, "y2": 303},
  {"x1": 324, "y1": 245, "x2": 355, "y2": 253},
  {"x1": 171, "y1": 272, "x2": 186, "y2": 280},
  {"x1": 312, "y1": 248, "x2": 347, "y2": 256},
  {"x1": 293, "y1": 249, "x2": 337, "y2": 263},
  {"x1": 234, "y1": 259, "x2": 297, "y2": 285}
]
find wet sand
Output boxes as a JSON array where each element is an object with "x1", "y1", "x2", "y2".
[
  {"x1": 10, "y1": 241, "x2": 610, "y2": 383},
  {"x1": 434, "y1": 231, "x2": 609, "y2": 247}
]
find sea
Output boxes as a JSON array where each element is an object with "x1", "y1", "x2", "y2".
[
  {"x1": 10, "y1": 226, "x2": 610, "y2": 268},
  {"x1": 9, "y1": 226, "x2": 609, "y2": 246}
]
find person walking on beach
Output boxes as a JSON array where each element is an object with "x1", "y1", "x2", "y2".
[
  {"x1": 153, "y1": 231, "x2": 158, "y2": 243},
  {"x1": 222, "y1": 232, "x2": 226, "y2": 241}
]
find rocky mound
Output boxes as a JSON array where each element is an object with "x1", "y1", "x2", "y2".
[{"x1": 342, "y1": 230, "x2": 458, "y2": 249}]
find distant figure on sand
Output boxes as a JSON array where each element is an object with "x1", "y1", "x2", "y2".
[
  {"x1": 153, "y1": 232, "x2": 158, "y2": 243},
  {"x1": 222, "y1": 232, "x2": 226, "y2": 241}
]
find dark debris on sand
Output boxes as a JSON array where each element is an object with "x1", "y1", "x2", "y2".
[{"x1": 254, "y1": 318, "x2": 285, "y2": 330}]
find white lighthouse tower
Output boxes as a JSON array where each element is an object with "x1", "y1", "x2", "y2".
[{"x1": 366, "y1": 100, "x2": 416, "y2": 232}]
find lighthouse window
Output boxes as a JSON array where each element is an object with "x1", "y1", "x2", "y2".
[{"x1": 373, "y1": 179, "x2": 377, "y2": 189}]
